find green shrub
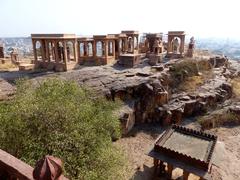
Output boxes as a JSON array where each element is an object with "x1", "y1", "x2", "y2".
[{"x1": 0, "y1": 78, "x2": 127, "y2": 179}]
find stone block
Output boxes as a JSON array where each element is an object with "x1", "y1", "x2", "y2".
[{"x1": 119, "y1": 54, "x2": 141, "y2": 67}]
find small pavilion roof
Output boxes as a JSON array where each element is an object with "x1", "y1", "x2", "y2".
[{"x1": 167, "y1": 31, "x2": 185, "y2": 35}]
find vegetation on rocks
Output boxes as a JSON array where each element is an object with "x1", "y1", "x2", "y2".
[
  {"x1": 170, "y1": 59, "x2": 212, "y2": 87},
  {"x1": 178, "y1": 75, "x2": 204, "y2": 92},
  {"x1": 0, "y1": 61, "x2": 17, "y2": 70},
  {"x1": 0, "y1": 78, "x2": 128, "y2": 180},
  {"x1": 198, "y1": 110, "x2": 240, "y2": 129},
  {"x1": 231, "y1": 77, "x2": 240, "y2": 97}
]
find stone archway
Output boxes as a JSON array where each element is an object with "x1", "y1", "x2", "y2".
[
  {"x1": 96, "y1": 41, "x2": 103, "y2": 57},
  {"x1": 35, "y1": 41, "x2": 42, "y2": 60},
  {"x1": 57, "y1": 41, "x2": 64, "y2": 62},
  {"x1": 108, "y1": 41, "x2": 113, "y2": 56},
  {"x1": 66, "y1": 41, "x2": 74, "y2": 61},
  {"x1": 134, "y1": 36, "x2": 138, "y2": 50},
  {"x1": 171, "y1": 37, "x2": 181, "y2": 54},
  {"x1": 128, "y1": 37, "x2": 134, "y2": 53},
  {"x1": 48, "y1": 42, "x2": 53, "y2": 61},
  {"x1": 88, "y1": 42, "x2": 93, "y2": 56},
  {"x1": 79, "y1": 42, "x2": 84, "y2": 57}
]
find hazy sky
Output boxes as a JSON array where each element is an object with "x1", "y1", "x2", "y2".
[{"x1": 0, "y1": 0, "x2": 239, "y2": 38}]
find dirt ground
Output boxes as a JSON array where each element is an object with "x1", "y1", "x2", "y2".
[{"x1": 115, "y1": 119, "x2": 240, "y2": 180}]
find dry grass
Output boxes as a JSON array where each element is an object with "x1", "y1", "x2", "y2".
[
  {"x1": 174, "y1": 59, "x2": 213, "y2": 92},
  {"x1": 178, "y1": 75, "x2": 204, "y2": 92},
  {"x1": 198, "y1": 111, "x2": 240, "y2": 129},
  {"x1": 196, "y1": 59, "x2": 212, "y2": 71},
  {"x1": 231, "y1": 77, "x2": 240, "y2": 97},
  {"x1": 0, "y1": 61, "x2": 17, "y2": 70}
]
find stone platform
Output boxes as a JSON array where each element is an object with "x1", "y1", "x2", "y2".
[
  {"x1": 148, "y1": 54, "x2": 162, "y2": 66},
  {"x1": 119, "y1": 54, "x2": 141, "y2": 67},
  {"x1": 18, "y1": 63, "x2": 35, "y2": 71},
  {"x1": 165, "y1": 52, "x2": 184, "y2": 59}
]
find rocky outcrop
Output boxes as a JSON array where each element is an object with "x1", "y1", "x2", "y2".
[
  {"x1": 0, "y1": 78, "x2": 15, "y2": 101},
  {"x1": 117, "y1": 101, "x2": 135, "y2": 135},
  {"x1": 209, "y1": 56, "x2": 228, "y2": 68},
  {"x1": 199, "y1": 101, "x2": 240, "y2": 129},
  {"x1": 1, "y1": 58, "x2": 235, "y2": 134}
]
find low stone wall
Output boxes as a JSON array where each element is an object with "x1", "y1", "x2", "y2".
[{"x1": 35, "y1": 61, "x2": 67, "y2": 72}]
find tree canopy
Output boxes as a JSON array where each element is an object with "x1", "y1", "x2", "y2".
[{"x1": 0, "y1": 78, "x2": 127, "y2": 179}]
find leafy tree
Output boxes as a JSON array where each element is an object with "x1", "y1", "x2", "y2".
[{"x1": 0, "y1": 78, "x2": 127, "y2": 179}]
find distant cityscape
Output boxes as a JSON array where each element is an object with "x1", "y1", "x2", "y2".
[
  {"x1": 0, "y1": 37, "x2": 32, "y2": 56},
  {"x1": 1, "y1": 37, "x2": 240, "y2": 60},
  {"x1": 196, "y1": 37, "x2": 240, "y2": 60}
]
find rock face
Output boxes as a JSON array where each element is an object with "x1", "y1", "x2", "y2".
[
  {"x1": 0, "y1": 78, "x2": 16, "y2": 100},
  {"x1": 155, "y1": 80, "x2": 233, "y2": 126},
  {"x1": 56, "y1": 60, "x2": 234, "y2": 133},
  {"x1": 117, "y1": 101, "x2": 135, "y2": 135},
  {"x1": 1, "y1": 58, "x2": 236, "y2": 134}
]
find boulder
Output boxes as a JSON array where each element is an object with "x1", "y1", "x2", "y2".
[{"x1": 117, "y1": 101, "x2": 135, "y2": 135}]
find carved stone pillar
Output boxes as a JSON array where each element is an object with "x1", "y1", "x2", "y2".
[
  {"x1": 124, "y1": 38, "x2": 128, "y2": 53},
  {"x1": 112, "y1": 40, "x2": 116, "y2": 58},
  {"x1": 73, "y1": 40, "x2": 77, "y2": 62},
  {"x1": 45, "y1": 40, "x2": 49, "y2": 61},
  {"x1": 51, "y1": 42, "x2": 55, "y2": 61},
  {"x1": 180, "y1": 36, "x2": 185, "y2": 55},
  {"x1": 77, "y1": 41, "x2": 80, "y2": 60},
  {"x1": 153, "y1": 158, "x2": 159, "y2": 174},
  {"x1": 41, "y1": 40, "x2": 46, "y2": 62},
  {"x1": 183, "y1": 170, "x2": 190, "y2": 180},
  {"x1": 167, "y1": 163, "x2": 173, "y2": 179},
  {"x1": 63, "y1": 41, "x2": 68, "y2": 64},
  {"x1": 105, "y1": 40, "x2": 108, "y2": 58},
  {"x1": 54, "y1": 41, "x2": 59, "y2": 63},
  {"x1": 167, "y1": 36, "x2": 171, "y2": 53},
  {"x1": 93, "y1": 41, "x2": 96, "y2": 58},
  {"x1": 32, "y1": 40, "x2": 37, "y2": 62}
]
